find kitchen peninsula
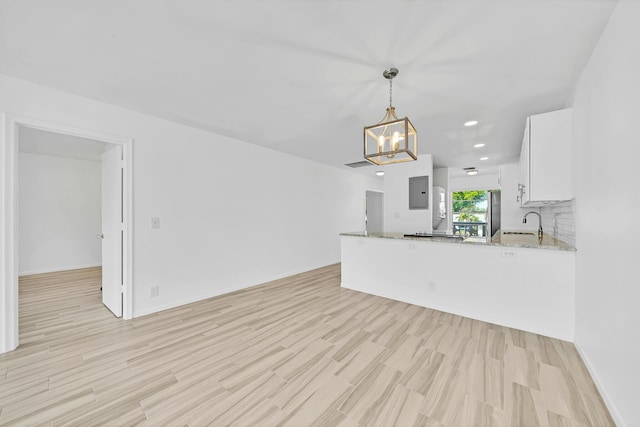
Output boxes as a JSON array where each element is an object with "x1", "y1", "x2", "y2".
[{"x1": 340, "y1": 231, "x2": 576, "y2": 340}]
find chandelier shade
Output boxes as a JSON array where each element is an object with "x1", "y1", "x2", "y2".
[{"x1": 364, "y1": 68, "x2": 418, "y2": 165}]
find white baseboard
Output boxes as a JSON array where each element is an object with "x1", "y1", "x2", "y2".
[
  {"x1": 133, "y1": 261, "x2": 338, "y2": 318},
  {"x1": 573, "y1": 341, "x2": 626, "y2": 427},
  {"x1": 19, "y1": 263, "x2": 102, "y2": 276}
]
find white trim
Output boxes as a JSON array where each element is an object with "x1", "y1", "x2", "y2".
[
  {"x1": 0, "y1": 114, "x2": 134, "y2": 354},
  {"x1": 121, "y1": 133, "x2": 133, "y2": 321},
  {"x1": 133, "y1": 262, "x2": 338, "y2": 318},
  {"x1": 0, "y1": 113, "x2": 18, "y2": 353},
  {"x1": 574, "y1": 342, "x2": 626, "y2": 427},
  {"x1": 19, "y1": 263, "x2": 102, "y2": 277}
]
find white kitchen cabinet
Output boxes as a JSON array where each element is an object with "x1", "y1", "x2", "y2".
[{"x1": 518, "y1": 108, "x2": 572, "y2": 206}]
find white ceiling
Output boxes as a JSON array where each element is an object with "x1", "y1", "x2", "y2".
[
  {"x1": 0, "y1": 0, "x2": 617, "y2": 174},
  {"x1": 19, "y1": 126, "x2": 109, "y2": 162}
]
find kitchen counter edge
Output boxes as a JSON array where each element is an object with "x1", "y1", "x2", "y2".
[{"x1": 339, "y1": 231, "x2": 576, "y2": 252}]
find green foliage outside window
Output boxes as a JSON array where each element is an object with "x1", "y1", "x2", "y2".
[
  {"x1": 456, "y1": 212, "x2": 480, "y2": 222},
  {"x1": 452, "y1": 190, "x2": 487, "y2": 213},
  {"x1": 452, "y1": 190, "x2": 487, "y2": 212}
]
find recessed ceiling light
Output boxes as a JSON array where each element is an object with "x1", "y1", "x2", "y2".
[
  {"x1": 473, "y1": 143, "x2": 485, "y2": 148},
  {"x1": 375, "y1": 171, "x2": 384, "y2": 176},
  {"x1": 480, "y1": 156, "x2": 489, "y2": 160},
  {"x1": 464, "y1": 120, "x2": 479, "y2": 127}
]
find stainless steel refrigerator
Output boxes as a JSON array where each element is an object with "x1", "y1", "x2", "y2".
[{"x1": 487, "y1": 190, "x2": 501, "y2": 237}]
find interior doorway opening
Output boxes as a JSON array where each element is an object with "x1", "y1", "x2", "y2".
[
  {"x1": 365, "y1": 190, "x2": 384, "y2": 234},
  {"x1": 1, "y1": 114, "x2": 133, "y2": 354},
  {"x1": 18, "y1": 126, "x2": 124, "y2": 319}
]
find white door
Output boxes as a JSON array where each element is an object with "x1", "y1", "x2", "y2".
[
  {"x1": 101, "y1": 144, "x2": 123, "y2": 317},
  {"x1": 365, "y1": 191, "x2": 384, "y2": 234}
]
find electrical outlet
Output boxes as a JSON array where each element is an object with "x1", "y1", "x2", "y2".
[
  {"x1": 502, "y1": 250, "x2": 517, "y2": 258},
  {"x1": 150, "y1": 286, "x2": 159, "y2": 297},
  {"x1": 428, "y1": 281, "x2": 436, "y2": 292},
  {"x1": 408, "y1": 242, "x2": 417, "y2": 250},
  {"x1": 151, "y1": 217, "x2": 160, "y2": 229}
]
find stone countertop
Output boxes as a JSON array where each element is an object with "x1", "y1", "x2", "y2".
[{"x1": 340, "y1": 230, "x2": 576, "y2": 252}]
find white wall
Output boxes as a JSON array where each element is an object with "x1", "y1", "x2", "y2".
[
  {"x1": 448, "y1": 169, "x2": 499, "y2": 191},
  {"x1": 432, "y1": 167, "x2": 448, "y2": 190},
  {"x1": 18, "y1": 153, "x2": 101, "y2": 275},
  {"x1": 570, "y1": 2, "x2": 640, "y2": 425},
  {"x1": 383, "y1": 155, "x2": 433, "y2": 233},
  {"x1": 0, "y1": 74, "x2": 378, "y2": 325}
]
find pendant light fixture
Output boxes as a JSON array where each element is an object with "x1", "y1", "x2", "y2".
[{"x1": 364, "y1": 68, "x2": 418, "y2": 165}]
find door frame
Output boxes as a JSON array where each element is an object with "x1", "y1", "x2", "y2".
[{"x1": 1, "y1": 113, "x2": 134, "y2": 353}]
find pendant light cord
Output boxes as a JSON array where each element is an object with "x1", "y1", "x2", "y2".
[{"x1": 389, "y1": 79, "x2": 393, "y2": 108}]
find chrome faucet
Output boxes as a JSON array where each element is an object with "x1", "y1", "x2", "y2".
[{"x1": 523, "y1": 211, "x2": 543, "y2": 241}]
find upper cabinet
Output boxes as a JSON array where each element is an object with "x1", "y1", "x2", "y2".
[{"x1": 518, "y1": 108, "x2": 572, "y2": 206}]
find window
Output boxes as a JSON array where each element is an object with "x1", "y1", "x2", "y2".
[{"x1": 452, "y1": 190, "x2": 488, "y2": 236}]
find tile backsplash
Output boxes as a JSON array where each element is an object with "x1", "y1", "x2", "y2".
[{"x1": 540, "y1": 199, "x2": 576, "y2": 247}]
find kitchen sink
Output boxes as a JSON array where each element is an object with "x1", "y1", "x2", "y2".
[{"x1": 503, "y1": 231, "x2": 535, "y2": 235}]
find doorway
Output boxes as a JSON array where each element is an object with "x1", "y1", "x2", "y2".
[
  {"x1": 1, "y1": 114, "x2": 133, "y2": 353},
  {"x1": 18, "y1": 126, "x2": 106, "y2": 275},
  {"x1": 365, "y1": 190, "x2": 384, "y2": 234}
]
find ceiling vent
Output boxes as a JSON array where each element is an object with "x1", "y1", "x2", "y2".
[
  {"x1": 345, "y1": 160, "x2": 373, "y2": 168},
  {"x1": 464, "y1": 167, "x2": 479, "y2": 176}
]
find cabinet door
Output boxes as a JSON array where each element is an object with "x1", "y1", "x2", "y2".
[
  {"x1": 519, "y1": 118, "x2": 531, "y2": 206},
  {"x1": 529, "y1": 108, "x2": 572, "y2": 202}
]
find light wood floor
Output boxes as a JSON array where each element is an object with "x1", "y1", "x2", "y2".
[{"x1": 0, "y1": 265, "x2": 613, "y2": 426}]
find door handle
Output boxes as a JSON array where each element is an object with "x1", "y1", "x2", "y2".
[{"x1": 96, "y1": 234, "x2": 104, "y2": 239}]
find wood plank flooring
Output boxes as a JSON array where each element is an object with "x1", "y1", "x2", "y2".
[{"x1": 0, "y1": 265, "x2": 614, "y2": 426}]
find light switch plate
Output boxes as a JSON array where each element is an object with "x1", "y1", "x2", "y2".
[{"x1": 151, "y1": 217, "x2": 160, "y2": 229}]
